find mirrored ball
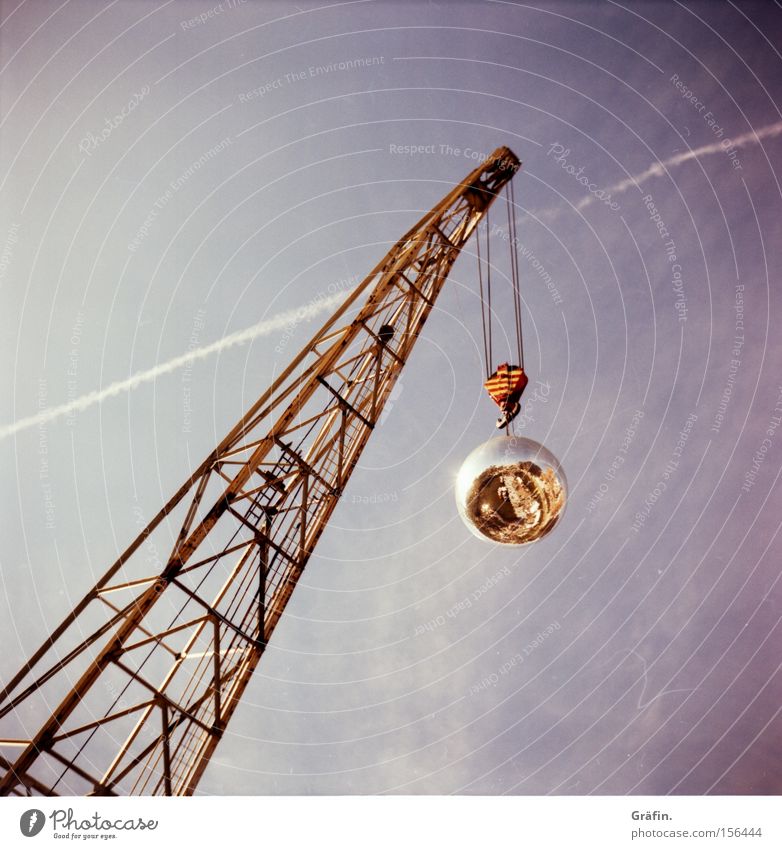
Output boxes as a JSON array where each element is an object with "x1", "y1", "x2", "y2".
[{"x1": 455, "y1": 436, "x2": 567, "y2": 545}]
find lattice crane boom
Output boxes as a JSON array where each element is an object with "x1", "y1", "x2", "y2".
[{"x1": 0, "y1": 147, "x2": 520, "y2": 796}]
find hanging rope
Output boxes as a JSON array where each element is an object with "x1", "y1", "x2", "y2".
[
  {"x1": 475, "y1": 179, "x2": 528, "y2": 432},
  {"x1": 507, "y1": 180, "x2": 524, "y2": 369},
  {"x1": 476, "y1": 219, "x2": 490, "y2": 380},
  {"x1": 477, "y1": 184, "x2": 524, "y2": 377},
  {"x1": 476, "y1": 205, "x2": 494, "y2": 379},
  {"x1": 486, "y1": 204, "x2": 493, "y2": 370}
]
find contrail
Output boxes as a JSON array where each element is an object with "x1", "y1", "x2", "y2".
[
  {"x1": 5, "y1": 121, "x2": 780, "y2": 441},
  {"x1": 0, "y1": 288, "x2": 354, "y2": 441},
  {"x1": 575, "y1": 120, "x2": 782, "y2": 210}
]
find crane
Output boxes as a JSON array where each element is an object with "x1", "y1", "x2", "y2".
[{"x1": 0, "y1": 146, "x2": 521, "y2": 796}]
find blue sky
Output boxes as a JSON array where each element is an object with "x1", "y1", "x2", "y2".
[{"x1": 1, "y1": 0, "x2": 781, "y2": 795}]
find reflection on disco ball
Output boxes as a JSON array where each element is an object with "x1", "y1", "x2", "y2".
[{"x1": 455, "y1": 436, "x2": 567, "y2": 545}]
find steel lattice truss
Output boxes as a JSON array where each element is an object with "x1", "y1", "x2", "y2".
[{"x1": 0, "y1": 147, "x2": 520, "y2": 796}]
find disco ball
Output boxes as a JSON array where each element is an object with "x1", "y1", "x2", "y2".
[{"x1": 455, "y1": 436, "x2": 567, "y2": 545}]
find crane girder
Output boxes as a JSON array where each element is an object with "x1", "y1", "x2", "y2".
[{"x1": 0, "y1": 146, "x2": 520, "y2": 796}]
